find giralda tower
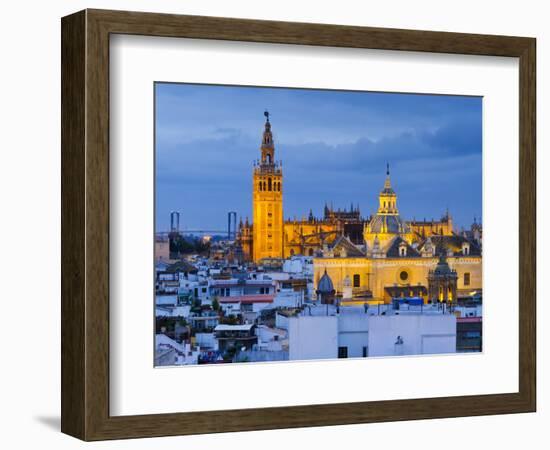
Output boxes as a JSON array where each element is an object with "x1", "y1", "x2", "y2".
[{"x1": 252, "y1": 111, "x2": 283, "y2": 262}]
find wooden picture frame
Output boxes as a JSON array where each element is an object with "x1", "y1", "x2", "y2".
[{"x1": 61, "y1": 9, "x2": 536, "y2": 441}]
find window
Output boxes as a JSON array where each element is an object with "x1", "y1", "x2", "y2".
[
  {"x1": 258, "y1": 181, "x2": 262, "y2": 191},
  {"x1": 268, "y1": 178, "x2": 272, "y2": 191},
  {"x1": 400, "y1": 247, "x2": 407, "y2": 256},
  {"x1": 399, "y1": 270, "x2": 409, "y2": 282},
  {"x1": 353, "y1": 274, "x2": 360, "y2": 287},
  {"x1": 464, "y1": 272, "x2": 471, "y2": 286},
  {"x1": 362, "y1": 346, "x2": 368, "y2": 357},
  {"x1": 338, "y1": 347, "x2": 348, "y2": 358},
  {"x1": 267, "y1": 212, "x2": 272, "y2": 218}
]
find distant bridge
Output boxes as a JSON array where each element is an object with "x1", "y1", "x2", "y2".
[{"x1": 156, "y1": 229, "x2": 228, "y2": 236}]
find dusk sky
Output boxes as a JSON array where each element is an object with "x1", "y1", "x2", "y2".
[{"x1": 155, "y1": 83, "x2": 482, "y2": 233}]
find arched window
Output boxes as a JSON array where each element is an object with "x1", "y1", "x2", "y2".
[
  {"x1": 266, "y1": 154, "x2": 271, "y2": 164},
  {"x1": 262, "y1": 181, "x2": 266, "y2": 191},
  {"x1": 259, "y1": 181, "x2": 263, "y2": 191},
  {"x1": 268, "y1": 178, "x2": 272, "y2": 191}
]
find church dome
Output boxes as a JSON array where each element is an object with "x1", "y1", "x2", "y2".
[
  {"x1": 368, "y1": 214, "x2": 410, "y2": 234},
  {"x1": 317, "y1": 269, "x2": 335, "y2": 294}
]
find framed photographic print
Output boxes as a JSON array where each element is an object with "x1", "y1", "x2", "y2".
[{"x1": 61, "y1": 9, "x2": 536, "y2": 441}]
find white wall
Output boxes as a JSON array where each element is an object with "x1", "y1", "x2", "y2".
[
  {"x1": 288, "y1": 316, "x2": 338, "y2": 361},
  {"x1": 1, "y1": 1, "x2": 548, "y2": 450},
  {"x1": 368, "y1": 315, "x2": 456, "y2": 357},
  {"x1": 195, "y1": 333, "x2": 218, "y2": 350},
  {"x1": 338, "y1": 314, "x2": 369, "y2": 358}
]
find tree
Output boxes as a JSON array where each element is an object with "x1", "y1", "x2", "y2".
[{"x1": 212, "y1": 297, "x2": 220, "y2": 312}]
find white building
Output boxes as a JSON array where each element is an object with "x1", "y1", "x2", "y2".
[
  {"x1": 155, "y1": 334, "x2": 199, "y2": 366},
  {"x1": 288, "y1": 315, "x2": 338, "y2": 361},
  {"x1": 283, "y1": 256, "x2": 314, "y2": 276},
  {"x1": 256, "y1": 325, "x2": 288, "y2": 352},
  {"x1": 155, "y1": 304, "x2": 191, "y2": 318},
  {"x1": 209, "y1": 278, "x2": 274, "y2": 298},
  {"x1": 337, "y1": 308, "x2": 370, "y2": 358},
  {"x1": 218, "y1": 294, "x2": 275, "y2": 316},
  {"x1": 285, "y1": 305, "x2": 457, "y2": 360},
  {"x1": 195, "y1": 332, "x2": 218, "y2": 350},
  {"x1": 367, "y1": 314, "x2": 456, "y2": 357},
  {"x1": 156, "y1": 294, "x2": 178, "y2": 306}
]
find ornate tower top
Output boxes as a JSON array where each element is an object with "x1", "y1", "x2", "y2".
[
  {"x1": 256, "y1": 110, "x2": 280, "y2": 172},
  {"x1": 377, "y1": 163, "x2": 398, "y2": 214},
  {"x1": 261, "y1": 110, "x2": 274, "y2": 156},
  {"x1": 382, "y1": 163, "x2": 394, "y2": 194}
]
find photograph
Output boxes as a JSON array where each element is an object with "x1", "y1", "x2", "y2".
[{"x1": 154, "y1": 83, "x2": 483, "y2": 366}]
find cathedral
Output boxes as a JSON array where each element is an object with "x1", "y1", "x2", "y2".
[{"x1": 236, "y1": 112, "x2": 482, "y2": 303}]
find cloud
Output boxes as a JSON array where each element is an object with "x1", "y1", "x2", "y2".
[{"x1": 155, "y1": 84, "x2": 482, "y2": 231}]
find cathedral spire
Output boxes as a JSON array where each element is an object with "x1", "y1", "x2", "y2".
[
  {"x1": 384, "y1": 162, "x2": 392, "y2": 190},
  {"x1": 260, "y1": 110, "x2": 275, "y2": 165},
  {"x1": 262, "y1": 111, "x2": 273, "y2": 147}
]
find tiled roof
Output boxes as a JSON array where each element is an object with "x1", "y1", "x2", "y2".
[
  {"x1": 385, "y1": 237, "x2": 421, "y2": 257},
  {"x1": 330, "y1": 235, "x2": 365, "y2": 257},
  {"x1": 418, "y1": 235, "x2": 481, "y2": 256}
]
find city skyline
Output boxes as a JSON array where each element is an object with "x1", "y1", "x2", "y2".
[{"x1": 155, "y1": 83, "x2": 482, "y2": 233}]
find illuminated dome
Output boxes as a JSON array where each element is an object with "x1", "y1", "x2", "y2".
[{"x1": 368, "y1": 214, "x2": 410, "y2": 234}]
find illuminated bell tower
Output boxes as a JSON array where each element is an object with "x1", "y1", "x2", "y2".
[{"x1": 252, "y1": 111, "x2": 283, "y2": 262}]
